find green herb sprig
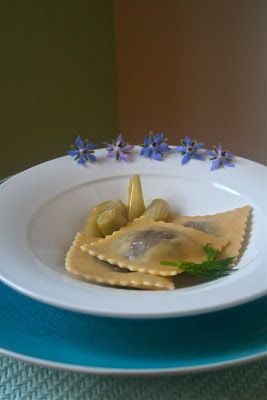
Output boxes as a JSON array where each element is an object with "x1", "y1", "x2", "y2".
[{"x1": 160, "y1": 244, "x2": 236, "y2": 281}]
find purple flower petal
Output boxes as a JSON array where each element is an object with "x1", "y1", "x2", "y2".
[
  {"x1": 182, "y1": 152, "x2": 191, "y2": 165},
  {"x1": 210, "y1": 158, "x2": 221, "y2": 171},
  {"x1": 123, "y1": 144, "x2": 135, "y2": 152},
  {"x1": 217, "y1": 143, "x2": 223, "y2": 154},
  {"x1": 140, "y1": 147, "x2": 152, "y2": 158},
  {"x1": 67, "y1": 149, "x2": 79, "y2": 157},
  {"x1": 86, "y1": 143, "x2": 97, "y2": 151},
  {"x1": 107, "y1": 150, "x2": 116, "y2": 158},
  {"x1": 144, "y1": 135, "x2": 152, "y2": 146},
  {"x1": 176, "y1": 145, "x2": 186, "y2": 153},
  {"x1": 224, "y1": 160, "x2": 235, "y2": 168},
  {"x1": 115, "y1": 134, "x2": 124, "y2": 146},
  {"x1": 75, "y1": 135, "x2": 83, "y2": 149},
  {"x1": 120, "y1": 152, "x2": 129, "y2": 162},
  {"x1": 206, "y1": 149, "x2": 215, "y2": 157},
  {"x1": 152, "y1": 150, "x2": 163, "y2": 161},
  {"x1": 158, "y1": 143, "x2": 171, "y2": 153},
  {"x1": 88, "y1": 154, "x2": 97, "y2": 162},
  {"x1": 192, "y1": 152, "x2": 204, "y2": 160},
  {"x1": 78, "y1": 156, "x2": 86, "y2": 165},
  {"x1": 184, "y1": 136, "x2": 191, "y2": 146},
  {"x1": 154, "y1": 132, "x2": 164, "y2": 144},
  {"x1": 103, "y1": 141, "x2": 114, "y2": 150},
  {"x1": 226, "y1": 151, "x2": 234, "y2": 159},
  {"x1": 194, "y1": 143, "x2": 204, "y2": 150}
]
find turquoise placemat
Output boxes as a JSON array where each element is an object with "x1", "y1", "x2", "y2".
[{"x1": 1, "y1": 355, "x2": 267, "y2": 400}]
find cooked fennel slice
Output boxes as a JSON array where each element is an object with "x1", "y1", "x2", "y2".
[
  {"x1": 84, "y1": 200, "x2": 114, "y2": 238},
  {"x1": 84, "y1": 199, "x2": 127, "y2": 238},
  {"x1": 143, "y1": 199, "x2": 169, "y2": 221},
  {"x1": 127, "y1": 175, "x2": 145, "y2": 221},
  {"x1": 97, "y1": 208, "x2": 128, "y2": 236}
]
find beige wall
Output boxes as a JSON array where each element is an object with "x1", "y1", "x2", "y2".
[{"x1": 115, "y1": 0, "x2": 266, "y2": 164}]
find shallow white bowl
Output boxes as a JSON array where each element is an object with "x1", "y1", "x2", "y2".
[{"x1": 0, "y1": 148, "x2": 266, "y2": 318}]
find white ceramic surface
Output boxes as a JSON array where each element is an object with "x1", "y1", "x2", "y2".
[{"x1": 0, "y1": 148, "x2": 266, "y2": 318}]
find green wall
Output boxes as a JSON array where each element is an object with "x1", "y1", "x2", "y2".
[{"x1": 0, "y1": 0, "x2": 118, "y2": 178}]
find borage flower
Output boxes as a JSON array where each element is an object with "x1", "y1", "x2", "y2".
[
  {"x1": 176, "y1": 136, "x2": 204, "y2": 165},
  {"x1": 104, "y1": 134, "x2": 134, "y2": 162},
  {"x1": 140, "y1": 132, "x2": 171, "y2": 161},
  {"x1": 67, "y1": 135, "x2": 97, "y2": 165},
  {"x1": 207, "y1": 144, "x2": 234, "y2": 171}
]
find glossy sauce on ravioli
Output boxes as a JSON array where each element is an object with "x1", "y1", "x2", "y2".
[{"x1": 126, "y1": 229, "x2": 178, "y2": 259}]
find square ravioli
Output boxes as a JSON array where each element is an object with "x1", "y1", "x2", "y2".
[
  {"x1": 168, "y1": 206, "x2": 251, "y2": 261},
  {"x1": 65, "y1": 232, "x2": 174, "y2": 290},
  {"x1": 81, "y1": 217, "x2": 228, "y2": 276}
]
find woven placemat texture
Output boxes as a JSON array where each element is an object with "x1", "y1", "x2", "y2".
[{"x1": 0, "y1": 355, "x2": 266, "y2": 400}]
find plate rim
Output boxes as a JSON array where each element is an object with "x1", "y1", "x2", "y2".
[
  {"x1": 1, "y1": 273, "x2": 266, "y2": 319},
  {"x1": 1, "y1": 346, "x2": 267, "y2": 376}
]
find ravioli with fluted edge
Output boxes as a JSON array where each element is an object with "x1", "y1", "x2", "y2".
[
  {"x1": 168, "y1": 206, "x2": 251, "y2": 262},
  {"x1": 81, "y1": 218, "x2": 228, "y2": 276},
  {"x1": 65, "y1": 232, "x2": 175, "y2": 290}
]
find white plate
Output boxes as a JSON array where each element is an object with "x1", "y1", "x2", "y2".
[{"x1": 0, "y1": 148, "x2": 266, "y2": 318}]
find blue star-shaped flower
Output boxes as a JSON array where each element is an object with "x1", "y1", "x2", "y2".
[
  {"x1": 104, "y1": 134, "x2": 135, "y2": 162},
  {"x1": 140, "y1": 132, "x2": 171, "y2": 161},
  {"x1": 176, "y1": 136, "x2": 204, "y2": 165},
  {"x1": 67, "y1": 135, "x2": 97, "y2": 165},
  {"x1": 207, "y1": 143, "x2": 235, "y2": 171}
]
